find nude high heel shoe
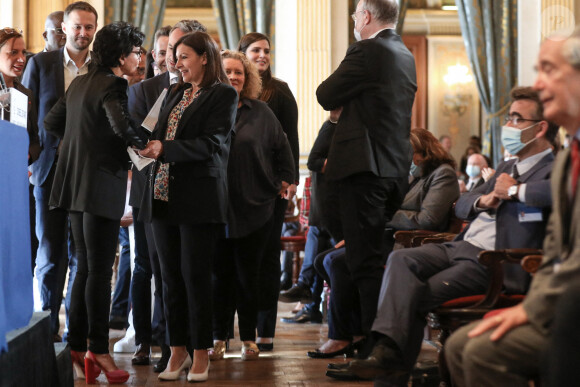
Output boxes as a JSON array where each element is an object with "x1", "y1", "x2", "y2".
[
  {"x1": 187, "y1": 358, "x2": 210, "y2": 382},
  {"x1": 158, "y1": 353, "x2": 192, "y2": 381}
]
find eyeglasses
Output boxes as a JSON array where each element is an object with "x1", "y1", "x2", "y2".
[
  {"x1": 504, "y1": 114, "x2": 542, "y2": 126},
  {"x1": 46, "y1": 27, "x2": 65, "y2": 35},
  {"x1": 351, "y1": 10, "x2": 365, "y2": 22}
]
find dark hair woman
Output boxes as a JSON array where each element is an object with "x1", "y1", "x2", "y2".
[
  {"x1": 0, "y1": 28, "x2": 40, "y2": 163},
  {"x1": 138, "y1": 31, "x2": 238, "y2": 382},
  {"x1": 238, "y1": 31, "x2": 299, "y2": 351},
  {"x1": 43, "y1": 21, "x2": 146, "y2": 384},
  {"x1": 210, "y1": 50, "x2": 294, "y2": 361}
]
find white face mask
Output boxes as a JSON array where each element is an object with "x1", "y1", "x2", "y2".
[{"x1": 353, "y1": 13, "x2": 366, "y2": 41}]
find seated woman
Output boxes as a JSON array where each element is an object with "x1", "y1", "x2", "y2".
[
  {"x1": 310, "y1": 127, "x2": 459, "y2": 358},
  {"x1": 210, "y1": 50, "x2": 294, "y2": 361}
]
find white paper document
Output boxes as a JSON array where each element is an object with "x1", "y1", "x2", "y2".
[
  {"x1": 141, "y1": 88, "x2": 167, "y2": 132},
  {"x1": 127, "y1": 147, "x2": 154, "y2": 171}
]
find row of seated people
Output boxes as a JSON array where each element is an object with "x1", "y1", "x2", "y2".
[{"x1": 280, "y1": 85, "x2": 559, "y2": 385}]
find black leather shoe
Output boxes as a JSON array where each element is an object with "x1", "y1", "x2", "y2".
[
  {"x1": 153, "y1": 347, "x2": 170, "y2": 373},
  {"x1": 327, "y1": 362, "x2": 350, "y2": 370},
  {"x1": 281, "y1": 308, "x2": 322, "y2": 324},
  {"x1": 131, "y1": 343, "x2": 151, "y2": 365},
  {"x1": 279, "y1": 283, "x2": 313, "y2": 303},
  {"x1": 347, "y1": 339, "x2": 406, "y2": 380},
  {"x1": 326, "y1": 367, "x2": 369, "y2": 381},
  {"x1": 307, "y1": 343, "x2": 354, "y2": 359}
]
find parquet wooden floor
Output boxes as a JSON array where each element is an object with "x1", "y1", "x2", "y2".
[{"x1": 72, "y1": 302, "x2": 376, "y2": 386}]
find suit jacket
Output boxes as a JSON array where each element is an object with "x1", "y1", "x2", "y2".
[
  {"x1": 22, "y1": 48, "x2": 65, "y2": 186},
  {"x1": 316, "y1": 29, "x2": 417, "y2": 180},
  {"x1": 44, "y1": 66, "x2": 146, "y2": 220},
  {"x1": 523, "y1": 148, "x2": 580, "y2": 335},
  {"x1": 127, "y1": 72, "x2": 170, "y2": 208},
  {"x1": 455, "y1": 153, "x2": 554, "y2": 293},
  {"x1": 140, "y1": 82, "x2": 238, "y2": 224},
  {"x1": 387, "y1": 163, "x2": 459, "y2": 231}
]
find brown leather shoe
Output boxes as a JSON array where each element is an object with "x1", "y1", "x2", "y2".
[{"x1": 131, "y1": 343, "x2": 151, "y2": 365}]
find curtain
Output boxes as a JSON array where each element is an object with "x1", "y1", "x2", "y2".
[
  {"x1": 396, "y1": 0, "x2": 409, "y2": 35},
  {"x1": 211, "y1": 0, "x2": 274, "y2": 49},
  {"x1": 456, "y1": 0, "x2": 517, "y2": 165},
  {"x1": 104, "y1": 0, "x2": 168, "y2": 50}
]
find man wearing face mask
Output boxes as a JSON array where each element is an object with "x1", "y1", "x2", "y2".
[
  {"x1": 328, "y1": 86, "x2": 558, "y2": 383},
  {"x1": 315, "y1": 0, "x2": 416, "y2": 349},
  {"x1": 463, "y1": 153, "x2": 488, "y2": 192}
]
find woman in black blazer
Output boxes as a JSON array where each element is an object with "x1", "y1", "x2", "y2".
[
  {"x1": 238, "y1": 32, "x2": 300, "y2": 351},
  {"x1": 139, "y1": 32, "x2": 237, "y2": 382},
  {"x1": 44, "y1": 22, "x2": 146, "y2": 384}
]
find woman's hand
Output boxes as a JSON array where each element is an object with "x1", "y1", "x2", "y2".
[
  {"x1": 139, "y1": 140, "x2": 163, "y2": 159},
  {"x1": 283, "y1": 183, "x2": 297, "y2": 200},
  {"x1": 279, "y1": 181, "x2": 290, "y2": 198}
]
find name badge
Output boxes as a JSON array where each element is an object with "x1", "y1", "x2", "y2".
[{"x1": 517, "y1": 203, "x2": 543, "y2": 222}]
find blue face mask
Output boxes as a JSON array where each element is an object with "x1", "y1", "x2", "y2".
[
  {"x1": 501, "y1": 123, "x2": 539, "y2": 156},
  {"x1": 465, "y1": 165, "x2": 481, "y2": 178},
  {"x1": 409, "y1": 161, "x2": 422, "y2": 177}
]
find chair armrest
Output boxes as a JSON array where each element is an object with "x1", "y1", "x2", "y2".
[
  {"x1": 394, "y1": 230, "x2": 439, "y2": 248},
  {"x1": 521, "y1": 255, "x2": 543, "y2": 274},
  {"x1": 421, "y1": 233, "x2": 457, "y2": 245}
]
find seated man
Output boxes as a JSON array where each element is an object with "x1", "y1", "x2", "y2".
[
  {"x1": 445, "y1": 30, "x2": 580, "y2": 387},
  {"x1": 328, "y1": 86, "x2": 559, "y2": 384},
  {"x1": 462, "y1": 153, "x2": 489, "y2": 192}
]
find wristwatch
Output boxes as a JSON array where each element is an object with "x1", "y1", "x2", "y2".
[{"x1": 508, "y1": 184, "x2": 520, "y2": 201}]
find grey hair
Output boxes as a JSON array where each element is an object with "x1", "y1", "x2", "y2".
[
  {"x1": 563, "y1": 26, "x2": 580, "y2": 70},
  {"x1": 170, "y1": 20, "x2": 206, "y2": 35},
  {"x1": 359, "y1": 0, "x2": 398, "y2": 25}
]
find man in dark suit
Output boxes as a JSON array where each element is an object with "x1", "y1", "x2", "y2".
[
  {"x1": 126, "y1": 19, "x2": 206, "y2": 371},
  {"x1": 315, "y1": 0, "x2": 416, "y2": 342},
  {"x1": 22, "y1": 1, "x2": 97, "y2": 342},
  {"x1": 445, "y1": 30, "x2": 580, "y2": 387},
  {"x1": 329, "y1": 86, "x2": 559, "y2": 384}
]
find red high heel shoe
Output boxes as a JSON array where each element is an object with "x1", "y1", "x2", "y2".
[
  {"x1": 70, "y1": 350, "x2": 86, "y2": 379},
  {"x1": 84, "y1": 350, "x2": 130, "y2": 384}
]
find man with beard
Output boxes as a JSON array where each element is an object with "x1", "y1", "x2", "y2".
[{"x1": 22, "y1": 1, "x2": 97, "y2": 343}]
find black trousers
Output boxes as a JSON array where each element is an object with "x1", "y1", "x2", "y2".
[
  {"x1": 338, "y1": 173, "x2": 407, "y2": 335},
  {"x1": 67, "y1": 211, "x2": 120, "y2": 353},
  {"x1": 151, "y1": 217, "x2": 221, "y2": 350},
  {"x1": 212, "y1": 217, "x2": 273, "y2": 342},
  {"x1": 256, "y1": 196, "x2": 287, "y2": 338}
]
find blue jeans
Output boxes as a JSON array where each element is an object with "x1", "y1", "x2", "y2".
[
  {"x1": 299, "y1": 226, "x2": 334, "y2": 312},
  {"x1": 110, "y1": 227, "x2": 131, "y2": 321},
  {"x1": 34, "y1": 167, "x2": 77, "y2": 336}
]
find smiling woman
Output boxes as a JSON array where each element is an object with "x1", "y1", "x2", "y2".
[{"x1": 0, "y1": 27, "x2": 40, "y2": 163}]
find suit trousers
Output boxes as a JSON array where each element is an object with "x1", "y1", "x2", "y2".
[
  {"x1": 371, "y1": 241, "x2": 489, "y2": 370},
  {"x1": 338, "y1": 173, "x2": 406, "y2": 334},
  {"x1": 68, "y1": 211, "x2": 120, "y2": 353},
  {"x1": 446, "y1": 320, "x2": 547, "y2": 387},
  {"x1": 110, "y1": 227, "x2": 131, "y2": 321},
  {"x1": 34, "y1": 163, "x2": 77, "y2": 336},
  {"x1": 152, "y1": 217, "x2": 221, "y2": 349},
  {"x1": 213, "y1": 217, "x2": 273, "y2": 342},
  {"x1": 257, "y1": 196, "x2": 287, "y2": 339}
]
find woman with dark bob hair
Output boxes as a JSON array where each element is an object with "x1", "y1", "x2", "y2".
[
  {"x1": 237, "y1": 31, "x2": 299, "y2": 352},
  {"x1": 139, "y1": 32, "x2": 238, "y2": 382},
  {"x1": 44, "y1": 21, "x2": 146, "y2": 384},
  {"x1": 209, "y1": 50, "x2": 294, "y2": 361}
]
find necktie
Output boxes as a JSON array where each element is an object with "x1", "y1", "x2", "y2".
[
  {"x1": 512, "y1": 164, "x2": 520, "y2": 180},
  {"x1": 571, "y1": 138, "x2": 580, "y2": 198}
]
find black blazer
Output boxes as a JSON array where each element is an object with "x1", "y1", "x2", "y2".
[
  {"x1": 44, "y1": 66, "x2": 146, "y2": 220},
  {"x1": 316, "y1": 29, "x2": 417, "y2": 180},
  {"x1": 140, "y1": 82, "x2": 238, "y2": 225},
  {"x1": 127, "y1": 72, "x2": 170, "y2": 208}
]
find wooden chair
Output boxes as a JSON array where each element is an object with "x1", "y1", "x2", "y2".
[{"x1": 427, "y1": 248, "x2": 543, "y2": 384}]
